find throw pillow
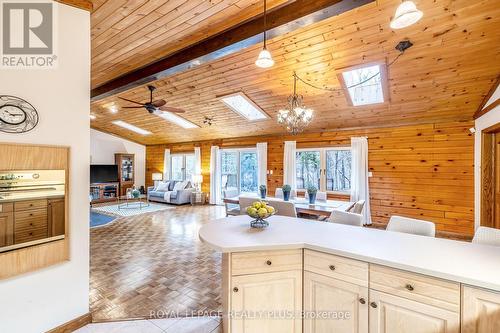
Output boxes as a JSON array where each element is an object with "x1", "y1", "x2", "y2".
[
  {"x1": 156, "y1": 181, "x2": 170, "y2": 192},
  {"x1": 172, "y1": 180, "x2": 187, "y2": 191}
]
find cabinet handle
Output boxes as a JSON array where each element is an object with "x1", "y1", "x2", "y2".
[
  {"x1": 370, "y1": 302, "x2": 378, "y2": 309},
  {"x1": 266, "y1": 260, "x2": 272, "y2": 266},
  {"x1": 329, "y1": 265, "x2": 336, "y2": 271},
  {"x1": 233, "y1": 287, "x2": 239, "y2": 292},
  {"x1": 359, "y1": 298, "x2": 366, "y2": 304},
  {"x1": 405, "y1": 284, "x2": 414, "y2": 291}
]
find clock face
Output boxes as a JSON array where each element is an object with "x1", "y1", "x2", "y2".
[{"x1": 0, "y1": 96, "x2": 39, "y2": 133}]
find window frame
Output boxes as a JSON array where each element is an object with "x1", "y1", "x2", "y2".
[
  {"x1": 295, "y1": 146, "x2": 352, "y2": 195},
  {"x1": 220, "y1": 147, "x2": 258, "y2": 195},
  {"x1": 170, "y1": 153, "x2": 195, "y2": 182}
]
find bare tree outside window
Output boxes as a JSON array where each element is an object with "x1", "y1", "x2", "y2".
[{"x1": 326, "y1": 150, "x2": 351, "y2": 192}]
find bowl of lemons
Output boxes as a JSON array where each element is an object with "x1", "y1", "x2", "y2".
[{"x1": 245, "y1": 201, "x2": 276, "y2": 228}]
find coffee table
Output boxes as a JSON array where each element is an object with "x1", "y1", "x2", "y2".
[{"x1": 117, "y1": 194, "x2": 150, "y2": 210}]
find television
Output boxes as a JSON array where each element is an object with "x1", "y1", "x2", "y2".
[{"x1": 90, "y1": 165, "x2": 119, "y2": 184}]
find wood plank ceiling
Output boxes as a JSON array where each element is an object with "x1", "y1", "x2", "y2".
[
  {"x1": 90, "y1": 0, "x2": 293, "y2": 88},
  {"x1": 90, "y1": 0, "x2": 500, "y2": 145}
]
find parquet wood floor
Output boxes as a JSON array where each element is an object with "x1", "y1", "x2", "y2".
[{"x1": 90, "y1": 204, "x2": 226, "y2": 321}]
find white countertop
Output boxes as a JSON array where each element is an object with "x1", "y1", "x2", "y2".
[
  {"x1": 0, "y1": 191, "x2": 65, "y2": 203},
  {"x1": 199, "y1": 215, "x2": 500, "y2": 292}
]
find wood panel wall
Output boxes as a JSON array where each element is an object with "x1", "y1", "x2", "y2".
[{"x1": 146, "y1": 121, "x2": 475, "y2": 237}]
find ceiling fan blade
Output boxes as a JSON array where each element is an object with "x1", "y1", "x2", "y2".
[
  {"x1": 159, "y1": 106, "x2": 186, "y2": 113},
  {"x1": 118, "y1": 96, "x2": 144, "y2": 106},
  {"x1": 152, "y1": 99, "x2": 167, "y2": 107},
  {"x1": 121, "y1": 106, "x2": 144, "y2": 109}
]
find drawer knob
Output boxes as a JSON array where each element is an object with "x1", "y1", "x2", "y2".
[
  {"x1": 29, "y1": 232, "x2": 33, "y2": 236},
  {"x1": 30, "y1": 223, "x2": 33, "y2": 226},
  {"x1": 233, "y1": 287, "x2": 239, "y2": 293},
  {"x1": 405, "y1": 284, "x2": 414, "y2": 291},
  {"x1": 359, "y1": 298, "x2": 366, "y2": 304},
  {"x1": 30, "y1": 213, "x2": 33, "y2": 216},
  {"x1": 329, "y1": 265, "x2": 336, "y2": 271},
  {"x1": 266, "y1": 260, "x2": 272, "y2": 266},
  {"x1": 370, "y1": 302, "x2": 378, "y2": 309}
]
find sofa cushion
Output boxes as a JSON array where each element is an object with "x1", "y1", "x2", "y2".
[
  {"x1": 170, "y1": 192, "x2": 178, "y2": 199},
  {"x1": 149, "y1": 191, "x2": 164, "y2": 198},
  {"x1": 156, "y1": 181, "x2": 169, "y2": 192},
  {"x1": 168, "y1": 181, "x2": 177, "y2": 191}
]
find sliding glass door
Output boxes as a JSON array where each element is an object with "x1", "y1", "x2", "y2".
[{"x1": 221, "y1": 149, "x2": 258, "y2": 195}]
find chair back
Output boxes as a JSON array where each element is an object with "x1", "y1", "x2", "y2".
[
  {"x1": 223, "y1": 188, "x2": 239, "y2": 199},
  {"x1": 267, "y1": 198, "x2": 297, "y2": 218},
  {"x1": 350, "y1": 200, "x2": 365, "y2": 214},
  {"x1": 328, "y1": 210, "x2": 364, "y2": 226},
  {"x1": 239, "y1": 196, "x2": 258, "y2": 215},
  {"x1": 387, "y1": 216, "x2": 435, "y2": 237},
  {"x1": 275, "y1": 188, "x2": 297, "y2": 200},
  {"x1": 305, "y1": 191, "x2": 327, "y2": 201},
  {"x1": 472, "y1": 226, "x2": 500, "y2": 247},
  {"x1": 223, "y1": 188, "x2": 240, "y2": 216}
]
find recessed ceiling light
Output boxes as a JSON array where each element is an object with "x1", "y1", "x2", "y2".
[
  {"x1": 89, "y1": 114, "x2": 96, "y2": 120},
  {"x1": 157, "y1": 112, "x2": 199, "y2": 129},
  {"x1": 220, "y1": 92, "x2": 269, "y2": 121},
  {"x1": 112, "y1": 120, "x2": 151, "y2": 135},
  {"x1": 340, "y1": 64, "x2": 387, "y2": 106},
  {"x1": 109, "y1": 105, "x2": 118, "y2": 113}
]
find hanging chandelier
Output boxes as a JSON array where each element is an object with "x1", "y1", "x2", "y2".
[
  {"x1": 277, "y1": 72, "x2": 313, "y2": 135},
  {"x1": 255, "y1": 0, "x2": 274, "y2": 68}
]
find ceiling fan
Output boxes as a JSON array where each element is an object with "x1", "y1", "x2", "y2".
[{"x1": 118, "y1": 85, "x2": 185, "y2": 114}]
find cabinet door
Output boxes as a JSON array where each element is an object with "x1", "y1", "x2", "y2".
[
  {"x1": 48, "y1": 198, "x2": 65, "y2": 237},
  {"x1": 304, "y1": 271, "x2": 368, "y2": 333},
  {"x1": 462, "y1": 286, "x2": 500, "y2": 333},
  {"x1": 0, "y1": 213, "x2": 14, "y2": 247},
  {"x1": 369, "y1": 290, "x2": 459, "y2": 333},
  {"x1": 231, "y1": 270, "x2": 302, "y2": 333}
]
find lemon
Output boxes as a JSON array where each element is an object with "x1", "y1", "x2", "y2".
[
  {"x1": 258, "y1": 208, "x2": 268, "y2": 218},
  {"x1": 261, "y1": 202, "x2": 267, "y2": 208},
  {"x1": 253, "y1": 202, "x2": 262, "y2": 209},
  {"x1": 266, "y1": 206, "x2": 275, "y2": 214}
]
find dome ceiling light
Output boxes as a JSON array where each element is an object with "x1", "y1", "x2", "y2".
[{"x1": 390, "y1": 1, "x2": 423, "y2": 29}]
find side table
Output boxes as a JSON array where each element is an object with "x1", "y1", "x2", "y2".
[{"x1": 191, "y1": 191, "x2": 207, "y2": 205}]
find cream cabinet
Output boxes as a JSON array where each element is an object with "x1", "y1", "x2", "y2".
[
  {"x1": 231, "y1": 270, "x2": 302, "y2": 333},
  {"x1": 369, "y1": 290, "x2": 460, "y2": 333},
  {"x1": 462, "y1": 286, "x2": 500, "y2": 333},
  {"x1": 304, "y1": 271, "x2": 368, "y2": 333}
]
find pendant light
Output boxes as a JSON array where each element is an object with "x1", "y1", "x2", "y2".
[
  {"x1": 277, "y1": 72, "x2": 313, "y2": 135},
  {"x1": 390, "y1": 1, "x2": 423, "y2": 29},
  {"x1": 255, "y1": 0, "x2": 274, "y2": 68}
]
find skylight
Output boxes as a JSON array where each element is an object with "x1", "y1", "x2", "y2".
[
  {"x1": 112, "y1": 120, "x2": 151, "y2": 135},
  {"x1": 341, "y1": 64, "x2": 386, "y2": 106},
  {"x1": 220, "y1": 93, "x2": 268, "y2": 121},
  {"x1": 157, "y1": 112, "x2": 199, "y2": 129}
]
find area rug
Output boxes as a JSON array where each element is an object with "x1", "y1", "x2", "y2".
[
  {"x1": 90, "y1": 211, "x2": 117, "y2": 228},
  {"x1": 92, "y1": 202, "x2": 174, "y2": 217}
]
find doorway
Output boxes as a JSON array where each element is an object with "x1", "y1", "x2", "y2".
[{"x1": 481, "y1": 123, "x2": 500, "y2": 228}]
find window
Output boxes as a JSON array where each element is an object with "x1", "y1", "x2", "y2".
[
  {"x1": 338, "y1": 62, "x2": 388, "y2": 106},
  {"x1": 219, "y1": 93, "x2": 269, "y2": 121},
  {"x1": 171, "y1": 154, "x2": 195, "y2": 181},
  {"x1": 221, "y1": 149, "x2": 258, "y2": 194},
  {"x1": 296, "y1": 147, "x2": 351, "y2": 193}
]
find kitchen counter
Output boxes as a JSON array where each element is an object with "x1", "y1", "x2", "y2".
[
  {"x1": 199, "y1": 215, "x2": 500, "y2": 291},
  {"x1": 0, "y1": 191, "x2": 65, "y2": 203}
]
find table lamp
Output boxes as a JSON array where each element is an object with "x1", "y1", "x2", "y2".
[
  {"x1": 192, "y1": 174, "x2": 203, "y2": 192},
  {"x1": 152, "y1": 173, "x2": 163, "y2": 187}
]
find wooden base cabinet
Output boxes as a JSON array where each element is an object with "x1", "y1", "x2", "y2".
[
  {"x1": 462, "y1": 286, "x2": 500, "y2": 333},
  {"x1": 231, "y1": 270, "x2": 302, "y2": 333},
  {"x1": 304, "y1": 271, "x2": 368, "y2": 333},
  {"x1": 0, "y1": 212, "x2": 14, "y2": 247}
]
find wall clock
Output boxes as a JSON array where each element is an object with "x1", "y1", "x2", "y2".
[{"x1": 0, "y1": 95, "x2": 39, "y2": 133}]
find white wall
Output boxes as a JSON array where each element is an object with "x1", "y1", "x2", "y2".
[
  {"x1": 0, "y1": 3, "x2": 90, "y2": 333},
  {"x1": 474, "y1": 86, "x2": 500, "y2": 229},
  {"x1": 90, "y1": 129, "x2": 146, "y2": 188}
]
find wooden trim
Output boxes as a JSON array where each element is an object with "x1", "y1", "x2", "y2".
[
  {"x1": 473, "y1": 76, "x2": 500, "y2": 119},
  {"x1": 480, "y1": 132, "x2": 495, "y2": 227},
  {"x1": 483, "y1": 122, "x2": 500, "y2": 134},
  {"x1": 54, "y1": 0, "x2": 92, "y2": 12},
  {"x1": 90, "y1": 0, "x2": 374, "y2": 100},
  {"x1": 46, "y1": 313, "x2": 92, "y2": 333}
]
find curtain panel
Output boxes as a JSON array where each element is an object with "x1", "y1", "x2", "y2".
[
  {"x1": 283, "y1": 141, "x2": 297, "y2": 190},
  {"x1": 163, "y1": 148, "x2": 171, "y2": 181},
  {"x1": 350, "y1": 137, "x2": 372, "y2": 225},
  {"x1": 209, "y1": 146, "x2": 222, "y2": 205},
  {"x1": 256, "y1": 142, "x2": 268, "y2": 189}
]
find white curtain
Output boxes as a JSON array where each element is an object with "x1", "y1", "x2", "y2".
[
  {"x1": 194, "y1": 146, "x2": 202, "y2": 175},
  {"x1": 209, "y1": 146, "x2": 222, "y2": 205},
  {"x1": 283, "y1": 141, "x2": 297, "y2": 190},
  {"x1": 163, "y1": 148, "x2": 171, "y2": 181},
  {"x1": 256, "y1": 142, "x2": 268, "y2": 189},
  {"x1": 350, "y1": 137, "x2": 371, "y2": 225}
]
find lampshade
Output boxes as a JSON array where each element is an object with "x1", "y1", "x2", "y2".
[
  {"x1": 255, "y1": 48, "x2": 274, "y2": 68},
  {"x1": 152, "y1": 173, "x2": 163, "y2": 181},
  {"x1": 192, "y1": 174, "x2": 203, "y2": 184},
  {"x1": 390, "y1": 1, "x2": 423, "y2": 29}
]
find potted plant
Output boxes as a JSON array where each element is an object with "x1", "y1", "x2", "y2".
[
  {"x1": 282, "y1": 184, "x2": 292, "y2": 201},
  {"x1": 259, "y1": 185, "x2": 267, "y2": 199},
  {"x1": 307, "y1": 185, "x2": 318, "y2": 204}
]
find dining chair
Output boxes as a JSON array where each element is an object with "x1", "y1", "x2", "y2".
[
  {"x1": 328, "y1": 209, "x2": 364, "y2": 226},
  {"x1": 267, "y1": 198, "x2": 297, "y2": 217},
  {"x1": 223, "y1": 188, "x2": 240, "y2": 217},
  {"x1": 386, "y1": 216, "x2": 436, "y2": 237},
  {"x1": 472, "y1": 226, "x2": 500, "y2": 247},
  {"x1": 275, "y1": 188, "x2": 297, "y2": 200},
  {"x1": 239, "y1": 196, "x2": 258, "y2": 215},
  {"x1": 349, "y1": 200, "x2": 365, "y2": 214},
  {"x1": 304, "y1": 191, "x2": 327, "y2": 201}
]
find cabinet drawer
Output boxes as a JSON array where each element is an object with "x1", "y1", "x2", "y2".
[
  {"x1": 14, "y1": 199, "x2": 47, "y2": 211},
  {"x1": 304, "y1": 249, "x2": 368, "y2": 287},
  {"x1": 370, "y1": 265, "x2": 460, "y2": 312},
  {"x1": 14, "y1": 227, "x2": 48, "y2": 244},
  {"x1": 15, "y1": 215, "x2": 47, "y2": 232},
  {"x1": 15, "y1": 208, "x2": 47, "y2": 221},
  {"x1": 0, "y1": 202, "x2": 14, "y2": 213},
  {"x1": 231, "y1": 249, "x2": 302, "y2": 276}
]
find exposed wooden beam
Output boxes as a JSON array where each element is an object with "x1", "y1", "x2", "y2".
[
  {"x1": 474, "y1": 76, "x2": 500, "y2": 119},
  {"x1": 91, "y1": 0, "x2": 374, "y2": 101},
  {"x1": 55, "y1": 0, "x2": 92, "y2": 12}
]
